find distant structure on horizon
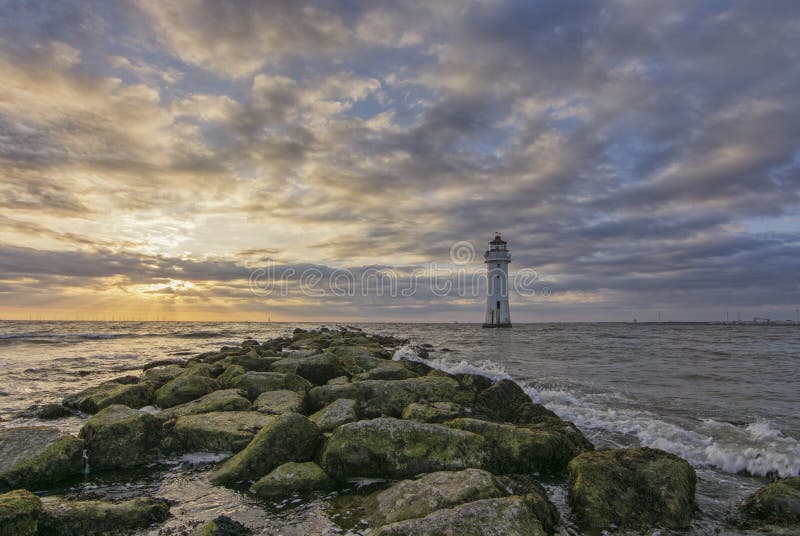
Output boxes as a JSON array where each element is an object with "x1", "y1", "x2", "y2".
[{"x1": 483, "y1": 233, "x2": 512, "y2": 328}]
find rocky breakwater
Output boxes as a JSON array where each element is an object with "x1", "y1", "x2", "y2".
[{"x1": 0, "y1": 326, "x2": 773, "y2": 535}]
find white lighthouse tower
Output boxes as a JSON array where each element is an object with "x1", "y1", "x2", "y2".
[{"x1": 483, "y1": 233, "x2": 512, "y2": 328}]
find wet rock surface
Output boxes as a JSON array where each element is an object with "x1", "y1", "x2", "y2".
[
  {"x1": 0, "y1": 427, "x2": 84, "y2": 491},
  {"x1": 736, "y1": 476, "x2": 800, "y2": 530},
  {"x1": 568, "y1": 446, "x2": 697, "y2": 533}
]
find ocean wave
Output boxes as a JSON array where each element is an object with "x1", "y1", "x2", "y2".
[{"x1": 393, "y1": 346, "x2": 800, "y2": 478}]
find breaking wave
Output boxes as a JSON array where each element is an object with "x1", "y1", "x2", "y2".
[{"x1": 394, "y1": 346, "x2": 800, "y2": 478}]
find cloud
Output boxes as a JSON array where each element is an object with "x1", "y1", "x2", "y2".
[{"x1": 1, "y1": 0, "x2": 799, "y2": 320}]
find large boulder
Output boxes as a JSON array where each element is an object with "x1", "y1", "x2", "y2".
[
  {"x1": 159, "y1": 389, "x2": 251, "y2": 419},
  {"x1": 253, "y1": 390, "x2": 305, "y2": 414},
  {"x1": 352, "y1": 362, "x2": 417, "y2": 382},
  {"x1": 0, "y1": 489, "x2": 42, "y2": 535},
  {"x1": 309, "y1": 398, "x2": 358, "y2": 432},
  {"x1": 167, "y1": 411, "x2": 275, "y2": 453},
  {"x1": 38, "y1": 497, "x2": 170, "y2": 535},
  {"x1": 568, "y1": 447, "x2": 697, "y2": 533},
  {"x1": 374, "y1": 495, "x2": 552, "y2": 536},
  {"x1": 308, "y1": 376, "x2": 474, "y2": 418},
  {"x1": 250, "y1": 461, "x2": 335, "y2": 499},
  {"x1": 737, "y1": 477, "x2": 800, "y2": 529},
  {"x1": 475, "y1": 380, "x2": 559, "y2": 425},
  {"x1": 217, "y1": 364, "x2": 247, "y2": 387},
  {"x1": 221, "y1": 350, "x2": 281, "y2": 372},
  {"x1": 270, "y1": 352, "x2": 348, "y2": 385},
  {"x1": 401, "y1": 402, "x2": 468, "y2": 423},
  {"x1": 0, "y1": 427, "x2": 84, "y2": 491},
  {"x1": 63, "y1": 381, "x2": 152, "y2": 413},
  {"x1": 320, "y1": 418, "x2": 487, "y2": 480},
  {"x1": 210, "y1": 413, "x2": 322, "y2": 487},
  {"x1": 230, "y1": 372, "x2": 312, "y2": 400},
  {"x1": 365, "y1": 469, "x2": 505, "y2": 527},
  {"x1": 327, "y1": 345, "x2": 388, "y2": 374},
  {"x1": 154, "y1": 374, "x2": 218, "y2": 408},
  {"x1": 140, "y1": 365, "x2": 185, "y2": 388},
  {"x1": 19, "y1": 403, "x2": 73, "y2": 420},
  {"x1": 79, "y1": 405, "x2": 163, "y2": 470},
  {"x1": 446, "y1": 418, "x2": 591, "y2": 474}
]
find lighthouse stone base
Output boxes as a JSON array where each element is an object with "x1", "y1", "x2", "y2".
[{"x1": 482, "y1": 323, "x2": 512, "y2": 328}]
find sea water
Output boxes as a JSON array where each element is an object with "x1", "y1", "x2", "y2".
[{"x1": 1, "y1": 320, "x2": 797, "y2": 534}]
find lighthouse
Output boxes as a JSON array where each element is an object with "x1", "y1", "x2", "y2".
[{"x1": 483, "y1": 233, "x2": 512, "y2": 328}]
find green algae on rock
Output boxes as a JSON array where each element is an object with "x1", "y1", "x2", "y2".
[
  {"x1": 210, "y1": 412, "x2": 322, "y2": 487},
  {"x1": 141, "y1": 365, "x2": 186, "y2": 388},
  {"x1": 193, "y1": 515, "x2": 252, "y2": 535},
  {"x1": 63, "y1": 380, "x2": 153, "y2": 413},
  {"x1": 308, "y1": 375, "x2": 474, "y2": 418},
  {"x1": 0, "y1": 427, "x2": 84, "y2": 492},
  {"x1": 309, "y1": 398, "x2": 358, "y2": 432},
  {"x1": 401, "y1": 402, "x2": 468, "y2": 423},
  {"x1": 445, "y1": 418, "x2": 592, "y2": 474},
  {"x1": 155, "y1": 374, "x2": 218, "y2": 408},
  {"x1": 38, "y1": 496, "x2": 170, "y2": 535},
  {"x1": 374, "y1": 495, "x2": 551, "y2": 536},
  {"x1": 737, "y1": 476, "x2": 800, "y2": 529},
  {"x1": 159, "y1": 388, "x2": 251, "y2": 419},
  {"x1": 0, "y1": 489, "x2": 42, "y2": 535},
  {"x1": 253, "y1": 389, "x2": 305, "y2": 414},
  {"x1": 364, "y1": 468, "x2": 505, "y2": 527},
  {"x1": 217, "y1": 364, "x2": 247, "y2": 387},
  {"x1": 568, "y1": 447, "x2": 697, "y2": 533},
  {"x1": 250, "y1": 461, "x2": 336, "y2": 499},
  {"x1": 230, "y1": 371, "x2": 312, "y2": 400},
  {"x1": 79, "y1": 404, "x2": 163, "y2": 470},
  {"x1": 167, "y1": 411, "x2": 275, "y2": 453},
  {"x1": 320, "y1": 418, "x2": 487, "y2": 479},
  {"x1": 270, "y1": 352, "x2": 348, "y2": 385}
]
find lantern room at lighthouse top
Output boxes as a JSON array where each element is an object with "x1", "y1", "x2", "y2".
[{"x1": 484, "y1": 233, "x2": 511, "y2": 262}]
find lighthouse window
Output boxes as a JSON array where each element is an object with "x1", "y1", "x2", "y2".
[
  {"x1": 497, "y1": 263, "x2": 500, "y2": 267},
  {"x1": 496, "y1": 300, "x2": 500, "y2": 309}
]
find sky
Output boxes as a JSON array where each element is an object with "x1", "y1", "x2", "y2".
[{"x1": 0, "y1": 0, "x2": 799, "y2": 322}]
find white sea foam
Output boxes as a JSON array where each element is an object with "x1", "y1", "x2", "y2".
[{"x1": 394, "y1": 348, "x2": 800, "y2": 478}]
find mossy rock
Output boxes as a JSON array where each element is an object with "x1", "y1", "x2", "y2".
[
  {"x1": 140, "y1": 365, "x2": 185, "y2": 388},
  {"x1": 230, "y1": 372, "x2": 312, "y2": 400},
  {"x1": 155, "y1": 374, "x2": 218, "y2": 408},
  {"x1": 210, "y1": 413, "x2": 322, "y2": 487},
  {"x1": 167, "y1": 411, "x2": 275, "y2": 453},
  {"x1": 737, "y1": 476, "x2": 800, "y2": 529},
  {"x1": 308, "y1": 376, "x2": 474, "y2": 418},
  {"x1": 221, "y1": 350, "x2": 281, "y2": 372},
  {"x1": 309, "y1": 398, "x2": 358, "y2": 432},
  {"x1": 79, "y1": 405, "x2": 163, "y2": 471},
  {"x1": 194, "y1": 515, "x2": 252, "y2": 535},
  {"x1": 374, "y1": 495, "x2": 550, "y2": 536},
  {"x1": 567, "y1": 447, "x2": 697, "y2": 533},
  {"x1": 250, "y1": 461, "x2": 335, "y2": 499},
  {"x1": 353, "y1": 363, "x2": 418, "y2": 382},
  {"x1": 401, "y1": 402, "x2": 468, "y2": 423},
  {"x1": 0, "y1": 489, "x2": 42, "y2": 535},
  {"x1": 328, "y1": 345, "x2": 388, "y2": 374},
  {"x1": 475, "y1": 380, "x2": 559, "y2": 425},
  {"x1": 63, "y1": 381, "x2": 153, "y2": 414},
  {"x1": 327, "y1": 376, "x2": 350, "y2": 385},
  {"x1": 217, "y1": 365, "x2": 247, "y2": 387},
  {"x1": 270, "y1": 352, "x2": 348, "y2": 385},
  {"x1": 159, "y1": 389, "x2": 251, "y2": 419},
  {"x1": 446, "y1": 418, "x2": 591, "y2": 474},
  {"x1": 38, "y1": 496, "x2": 170, "y2": 535},
  {"x1": 0, "y1": 427, "x2": 84, "y2": 492},
  {"x1": 19, "y1": 403, "x2": 73, "y2": 420},
  {"x1": 253, "y1": 390, "x2": 305, "y2": 414},
  {"x1": 365, "y1": 468, "x2": 505, "y2": 527},
  {"x1": 320, "y1": 418, "x2": 487, "y2": 480}
]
